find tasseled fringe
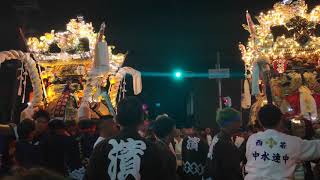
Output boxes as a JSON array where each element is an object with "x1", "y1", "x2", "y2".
[
  {"x1": 22, "y1": 71, "x2": 27, "y2": 104},
  {"x1": 241, "y1": 79, "x2": 251, "y2": 109},
  {"x1": 118, "y1": 79, "x2": 123, "y2": 103},
  {"x1": 122, "y1": 76, "x2": 127, "y2": 99},
  {"x1": 37, "y1": 63, "x2": 47, "y2": 100},
  {"x1": 252, "y1": 63, "x2": 260, "y2": 96},
  {"x1": 17, "y1": 63, "x2": 24, "y2": 96}
]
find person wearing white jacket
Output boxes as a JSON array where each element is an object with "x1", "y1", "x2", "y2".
[{"x1": 245, "y1": 104, "x2": 320, "y2": 180}]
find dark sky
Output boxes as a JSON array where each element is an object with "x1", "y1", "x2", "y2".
[{"x1": 0, "y1": 0, "x2": 318, "y2": 126}]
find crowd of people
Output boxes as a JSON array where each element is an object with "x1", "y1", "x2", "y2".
[{"x1": 1, "y1": 97, "x2": 320, "y2": 179}]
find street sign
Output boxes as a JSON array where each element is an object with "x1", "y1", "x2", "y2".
[{"x1": 208, "y1": 68, "x2": 230, "y2": 79}]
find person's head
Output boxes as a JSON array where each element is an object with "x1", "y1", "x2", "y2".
[
  {"x1": 216, "y1": 107, "x2": 241, "y2": 133},
  {"x1": 183, "y1": 127, "x2": 194, "y2": 136},
  {"x1": 205, "y1": 128, "x2": 211, "y2": 135},
  {"x1": 258, "y1": 104, "x2": 282, "y2": 129},
  {"x1": 48, "y1": 119, "x2": 66, "y2": 134},
  {"x1": 153, "y1": 115, "x2": 176, "y2": 140},
  {"x1": 33, "y1": 110, "x2": 50, "y2": 134},
  {"x1": 78, "y1": 119, "x2": 96, "y2": 135},
  {"x1": 99, "y1": 115, "x2": 119, "y2": 138},
  {"x1": 174, "y1": 129, "x2": 181, "y2": 138},
  {"x1": 116, "y1": 96, "x2": 144, "y2": 129},
  {"x1": 17, "y1": 119, "x2": 36, "y2": 141}
]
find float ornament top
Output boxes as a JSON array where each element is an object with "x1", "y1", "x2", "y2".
[
  {"x1": 240, "y1": 0, "x2": 320, "y2": 75},
  {"x1": 26, "y1": 16, "x2": 125, "y2": 70},
  {"x1": 27, "y1": 16, "x2": 101, "y2": 61}
]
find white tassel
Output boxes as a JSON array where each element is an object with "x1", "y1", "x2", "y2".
[
  {"x1": 22, "y1": 71, "x2": 27, "y2": 103},
  {"x1": 122, "y1": 78, "x2": 127, "y2": 99},
  {"x1": 122, "y1": 76, "x2": 127, "y2": 99},
  {"x1": 17, "y1": 63, "x2": 24, "y2": 96},
  {"x1": 37, "y1": 63, "x2": 47, "y2": 100},
  {"x1": 118, "y1": 80, "x2": 123, "y2": 103},
  {"x1": 241, "y1": 79, "x2": 251, "y2": 109},
  {"x1": 252, "y1": 63, "x2": 260, "y2": 96}
]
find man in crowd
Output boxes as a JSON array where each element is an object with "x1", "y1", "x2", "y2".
[
  {"x1": 245, "y1": 104, "x2": 320, "y2": 180},
  {"x1": 203, "y1": 107, "x2": 244, "y2": 180},
  {"x1": 77, "y1": 119, "x2": 98, "y2": 168},
  {"x1": 32, "y1": 109, "x2": 50, "y2": 145},
  {"x1": 151, "y1": 114, "x2": 177, "y2": 180},
  {"x1": 40, "y1": 119, "x2": 84, "y2": 179},
  {"x1": 204, "y1": 128, "x2": 213, "y2": 146},
  {"x1": 181, "y1": 124, "x2": 208, "y2": 180},
  {"x1": 93, "y1": 115, "x2": 119, "y2": 149},
  {"x1": 15, "y1": 119, "x2": 40, "y2": 169},
  {"x1": 85, "y1": 97, "x2": 168, "y2": 180},
  {"x1": 173, "y1": 129, "x2": 183, "y2": 176}
]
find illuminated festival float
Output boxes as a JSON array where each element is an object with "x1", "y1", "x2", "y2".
[
  {"x1": 240, "y1": 0, "x2": 320, "y2": 125},
  {"x1": 0, "y1": 16, "x2": 142, "y2": 121}
]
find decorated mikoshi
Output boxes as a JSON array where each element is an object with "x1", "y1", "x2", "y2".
[
  {"x1": 240, "y1": 0, "x2": 320, "y2": 125},
  {"x1": 0, "y1": 16, "x2": 142, "y2": 121}
]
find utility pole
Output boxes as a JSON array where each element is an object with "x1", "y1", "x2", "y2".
[{"x1": 216, "y1": 52, "x2": 222, "y2": 110}]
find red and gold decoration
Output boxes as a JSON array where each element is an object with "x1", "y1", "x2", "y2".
[{"x1": 240, "y1": 0, "x2": 320, "y2": 124}]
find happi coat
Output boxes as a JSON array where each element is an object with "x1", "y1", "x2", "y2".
[
  {"x1": 181, "y1": 135, "x2": 208, "y2": 180},
  {"x1": 203, "y1": 131, "x2": 244, "y2": 180},
  {"x1": 84, "y1": 128, "x2": 169, "y2": 180},
  {"x1": 245, "y1": 129, "x2": 320, "y2": 180}
]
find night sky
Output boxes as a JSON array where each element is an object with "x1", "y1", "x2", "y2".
[{"x1": 0, "y1": 0, "x2": 318, "y2": 127}]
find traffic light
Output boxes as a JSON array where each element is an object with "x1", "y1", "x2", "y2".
[
  {"x1": 173, "y1": 70, "x2": 183, "y2": 80},
  {"x1": 175, "y1": 71, "x2": 182, "y2": 78}
]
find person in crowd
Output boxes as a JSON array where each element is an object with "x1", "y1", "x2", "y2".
[
  {"x1": 197, "y1": 128, "x2": 209, "y2": 146},
  {"x1": 40, "y1": 119, "x2": 84, "y2": 179},
  {"x1": 32, "y1": 110, "x2": 50, "y2": 145},
  {"x1": 77, "y1": 119, "x2": 98, "y2": 168},
  {"x1": 203, "y1": 107, "x2": 244, "y2": 180},
  {"x1": 85, "y1": 96, "x2": 168, "y2": 180},
  {"x1": 174, "y1": 130, "x2": 184, "y2": 179},
  {"x1": 181, "y1": 124, "x2": 208, "y2": 180},
  {"x1": 245, "y1": 104, "x2": 320, "y2": 180},
  {"x1": 151, "y1": 114, "x2": 177, "y2": 179},
  {"x1": 0, "y1": 124, "x2": 16, "y2": 136},
  {"x1": 93, "y1": 115, "x2": 119, "y2": 149},
  {"x1": 15, "y1": 119, "x2": 40, "y2": 169},
  {"x1": 285, "y1": 117, "x2": 315, "y2": 180},
  {"x1": 204, "y1": 128, "x2": 213, "y2": 145},
  {"x1": 138, "y1": 119, "x2": 150, "y2": 138},
  {"x1": 173, "y1": 129, "x2": 183, "y2": 168}
]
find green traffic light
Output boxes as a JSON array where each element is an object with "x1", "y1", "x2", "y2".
[
  {"x1": 175, "y1": 71, "x2": 182, "y2": 78},
  {"x1": 173, "y1": 70, "x2": 183, "y2": 80}
]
